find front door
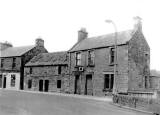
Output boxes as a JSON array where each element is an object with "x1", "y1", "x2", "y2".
[
  {"x1": 44, "y1": 80, "x2": 49, "y2": 92},
  {"x1": 85, "y1": 74, "x2": 93, "y2": 95},
  {"x1": 74, "y1": 75, "x2": 80, "y2": 94},
  {"x1": 3, "y1": 77, "x2": 6, "y2": 88},
  {"x1": 39, "y1": 80, "x2": 43, "y2": 91}
]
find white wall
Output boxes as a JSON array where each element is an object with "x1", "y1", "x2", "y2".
[{"x1": 2, "y1": 72, "x2": 20, "y2": 90}]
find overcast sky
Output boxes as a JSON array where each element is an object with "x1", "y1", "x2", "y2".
[{"x1": 0, "y1": 0, "x2": 159, "y2": 70}]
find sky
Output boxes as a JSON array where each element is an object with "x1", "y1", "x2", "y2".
[{"x1": 0, "y1": 0, "x2": 159, "y2": 70}]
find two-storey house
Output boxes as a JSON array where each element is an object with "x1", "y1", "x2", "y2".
[
  {"x1": 24, "y1": 52, "x2": 69, "y2": 93},
  {"x1": 0, "y1": 38, "x2": 47, "y2": 90},
  {"x1": 68, "y1": 18, "x2": 150, "y2": 96}
]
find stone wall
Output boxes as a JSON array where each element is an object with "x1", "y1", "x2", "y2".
[
  {"x1": 24, "y1": 65, "x2": 70, "y2": 93},
  {"x1": 113, "y1": 94, "x2": 160, "y2": 114},
  {"x1": 128, "y1": 30, "x2": 150, "y2": 91},
  {"x1": 0, "y1": 57, "x2": 21, "y2": 71},
  {"x1": 20, "y1": 45, "x2": 47, "y2": 89},
  {"x1": 23, "y1": 46, "x2": 48, "y2": 64},
  {"x1": 69, "y1": 44, "x2": 129, "y2": 96}
]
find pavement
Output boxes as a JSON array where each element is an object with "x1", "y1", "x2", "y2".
[
  {"x1": 0, "y1": 89, "x2": 153, "y2": 115},
  {"x1": 17, "y1": 89, "x2": 113, "y2": 102}
]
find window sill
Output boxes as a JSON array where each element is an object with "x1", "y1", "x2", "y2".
[
  {"x1": 87, "y1": 65, "x2": 95, "y2": 67},
  {"x1": 103, "y1": 89, "x2": 113, "y2": 92}
]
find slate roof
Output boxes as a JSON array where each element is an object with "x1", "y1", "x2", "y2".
[
  {"x1": 0, "y1": 45, "x2": 35, "y2": 57},
  {"x1": 25, "y1": 52, "x2": 68, "y2": 66},
  {"x1": 69, "y1": 30, "x2": 134, "y2": 52}
]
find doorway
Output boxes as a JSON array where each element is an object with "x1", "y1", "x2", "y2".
[
  {"x1": 39, "y1": 80, "x2": 43, "y2": 91},
  {"x1": 74, "y1": 75, "x2": 80, "y2": 94},
  {"x1": 3, "y1": 76, "x2": 6, "y2": 88},
  {"x1": 85, "y1": 74, "x2": 93, "y2": 95},
  {"x1": 44, "y1": 80, "x2": 49, "y2": 92}
]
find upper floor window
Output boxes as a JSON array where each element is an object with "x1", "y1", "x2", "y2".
[
  {"x1": 1, "y1": 59, "x2": 4, "y2": 68},
  {"x1": 88, "y1": 50, "x2": 95, "y2": 66},
  {"x1": 58, "y1": 66, "x2": 61, "y2": 75},
  {"x1": 110, "y1": 48, "x2": 115, "y2": 64},
  {"x1": 30, "y1": 68, "x2": 33, "y2": 74},
  {"x1": 12, "y1": 57, "x2": 16, "y2": 68},
  {"x1": 75, "y1": 52, "x2": 81, "y2": 66}
]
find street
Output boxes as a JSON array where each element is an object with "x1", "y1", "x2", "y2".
[{"x1": 0, "y1": 90, "x2": 150, "y2": 115}]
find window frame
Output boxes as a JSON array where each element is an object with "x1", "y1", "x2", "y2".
[
  {"x1": 58, "y1": 66, "x2": 62, "y2": 75},
  {"x1": 109, "y1": 47, "x2": 115, "y2": 64},
  {"x1": 75, "y1": 52, "x2": 81, "y2": 66},
  {"x1": 145, "y1": 76, "x2": 148, "y2": 89},
  {"x1": 30, "y1": 68, "x2": 33, "y2": 74},
  {"x1": 104, "y1": 74, "x2": 114, "y2": 91},
  {"x1": 12, "y1": 57, "x2": 16, "y2": 68},
  {"x1": 1, "y1": 59, "x2": 4, "y2": 68},
  {"x1": 88, "y1": 50, "x2": 95, "y2": 66},
  {"x1": 10, "y1": 74, "x2": 16, "y2": 87}
]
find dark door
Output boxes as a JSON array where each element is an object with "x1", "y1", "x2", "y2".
[
  {"x1": 44, "y1": 80, "x2": 49, "y2": 92},
  {"x1": 74, "y1": 75, "x2": 80, "y2": 94},
  {"x1": 3, "y1": 77, "x2": 6, "y2": 88},
  {"x1": 39, "y1": 80, "x2": 43, "y2": 91},
  {"x1": 85, "y1": 74, "x2": 93, "y2": 95}
]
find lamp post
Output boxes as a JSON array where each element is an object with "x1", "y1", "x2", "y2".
[{"x1": 105, "y1": 20, "x2": 118, "y2": 95}]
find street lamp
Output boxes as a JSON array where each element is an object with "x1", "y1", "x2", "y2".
[{"x1": 105, "y1": 20, "x2": 118, "y2": 95}]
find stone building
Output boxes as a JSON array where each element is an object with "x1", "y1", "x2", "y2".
[
  {"x1": 68, "y1": 18, "x2": 150, "y2": 96},
  {"x1": 24, "y1": 52, "x2": 69, "y2": 93},
  {"x1": 0, "y1": 38, "x2": 47, "y2": 90}
]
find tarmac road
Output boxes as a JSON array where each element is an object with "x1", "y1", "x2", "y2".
[{"x1": 0, "y1": 90, "x2": 151, "y2": 115}]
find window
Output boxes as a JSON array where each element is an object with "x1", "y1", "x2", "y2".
[
  {"x1": 30, "y1": 68, "x2": 32, "y2": 74},
  {"x1": 88, "y1": 50, "x2": 95, "y2": 66},
  {"x1": 110, "y1": 48, "x2": 115, "y2": 64},
  {"x1": 12, "y1": 57, "x2": 16, "y2": 68},
  {"x1": 58, "y1": 66, "x2": 61, "y2": 74},
  {"x1": 75, "y1": 52, "x2": 81, "y2": 66},
  {"x1": 104, "y1": 74, "x2": 114, "y2": 90},
  {"x1": 145, "y1": 76, "x2": 148, "y2": 89},
  {"x1": 145, "y1": 52, "x2": 149, "y2": 66},
  {"x1": 28, "y1": 79, "x2": 32, "y2": 89},
  {"x1": 11, "y1": 74, "x2": 16, "y2": 87},
  {"x1": 1, "y1": 59, "x2": 4, "y2": 68},
  {"x1": 57, "y1": 80, "x2": 61, "y2": 88},
  {"x1": 0, "y1": 74, "x2": 2, "y2": 88}
]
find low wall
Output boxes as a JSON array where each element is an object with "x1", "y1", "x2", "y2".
[{"x1": 113, "y1": 94, "x2": 160, "y2": 114}]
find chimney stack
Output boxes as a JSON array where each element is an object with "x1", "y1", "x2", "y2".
[
  {"x1": 78, "y1": 28, "x2": 88, "y2": 42},
  {"x1": 35, "y1": 38, "x2": 44, "y2": 47},
  {"x1": 133, "y1": 16, "x2": 142, "y2": 32},
  {"x1": 0, "y1": 41, "x2": 13, "y2": 51}
]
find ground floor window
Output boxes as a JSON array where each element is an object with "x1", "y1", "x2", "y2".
[
  {"x1": 28, "y1": 79, "x2": 32, "y2": 89},
  {"x1": 11, "y1": 74, "x2": 16, "y2": 87},
  {"x1": 104, "y1": 74, "x2": 114, "y2": 90},
  {"x1": 57, "y1": 80, "x2": 61, "y2": 88},
  {"x1": 0, "y1": 74, "x2": 2, "y2": 88},
  {"x1": 145, "y1": 76, "x2": 148, "y2": 89}
]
